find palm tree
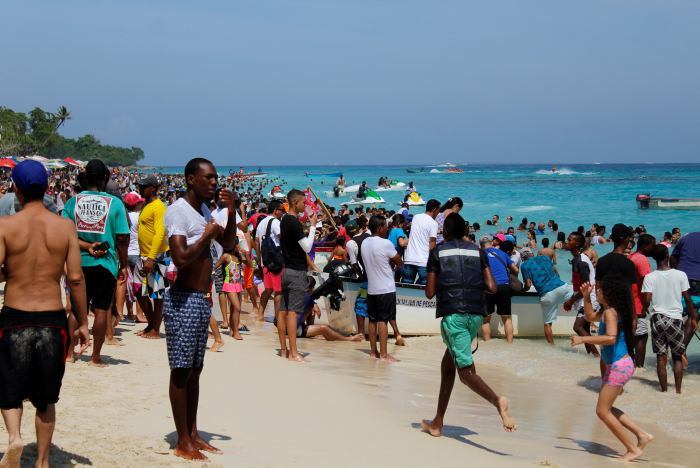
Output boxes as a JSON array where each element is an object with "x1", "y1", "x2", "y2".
[{"x1": 55, "y1": 106, "x2": 71, "y2": 131}]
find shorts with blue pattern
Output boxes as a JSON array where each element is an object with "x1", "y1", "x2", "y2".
[
  {"x1": 163, "y1": 286, "x2": 211, "y2": 369},
  {"x1": 354, "y1": 283, "x2": 368, "y2": 318}
]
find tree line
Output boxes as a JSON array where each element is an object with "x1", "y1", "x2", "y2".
[{"x1": 0, "y1": 105, "x2": 144, "y2": 166}]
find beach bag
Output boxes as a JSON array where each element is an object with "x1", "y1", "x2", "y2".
[
  {"x1": 493, "y1": 251, "x2": 524, "y2": 293},
  {"x1": 261, "y1": 218, "x2": 284, "y2": 274}
]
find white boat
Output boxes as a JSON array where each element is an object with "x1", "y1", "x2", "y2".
[
  {"x1": 319, "y1": 278, "x2": 578, "y2": 337},
  {"x1": 636, "y1": 194, "x2": 700, "y2": 210},
  {"x1": 375, "y1": 181, "x2": 406, "y2": 191},
  {"x1": 267, "y1": 190, "x2": 286, "y2": 200}
]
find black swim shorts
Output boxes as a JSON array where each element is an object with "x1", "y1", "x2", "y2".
[
  {"x1": 0, "y1": 307, "x2": 69, "y2": 412},
  {"x1": 485, "y1": 284, "x2": 512, "y2": 316},
  {"x1": 367, "y1": 292, "x2": 397, "y2": 323},
  {"x1": 83, "y1": 265, "x2": 117, "y2": 311}
]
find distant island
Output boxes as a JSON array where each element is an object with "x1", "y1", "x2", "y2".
[{"x1": 0, "y1": 105, "x2": 144, "y2": 166}]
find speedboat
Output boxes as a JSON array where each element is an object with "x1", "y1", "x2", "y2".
[{"x1": 636, "y1": 194, "x2": 700, "y2": 210}]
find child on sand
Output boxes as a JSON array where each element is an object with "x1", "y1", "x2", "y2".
[
  {"x1": 571, "y1": 277, "x2": 653, "y2": 462},
  {"x1": 214, "y1": 245, "x2": 252, "y2": 340}
]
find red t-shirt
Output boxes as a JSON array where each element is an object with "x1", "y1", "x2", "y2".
[{"x1": 629, "y1": 251, "x2": 652, "y2": 315}]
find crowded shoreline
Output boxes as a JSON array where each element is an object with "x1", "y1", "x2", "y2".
[{"x1": 0, "y1": 159, "x2": 699, "y2": 466}]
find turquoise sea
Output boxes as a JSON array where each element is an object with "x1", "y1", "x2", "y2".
[{"x1": 159, "y1": 163, "x2": 700, "y2": 238}]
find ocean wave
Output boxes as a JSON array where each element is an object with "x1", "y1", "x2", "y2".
[
  {"x1": 535, "y1": 167, "x2": 595, "y2": 176},
  {"x1": 514, "y1": 205, "x2": 555, "y2": 212}
]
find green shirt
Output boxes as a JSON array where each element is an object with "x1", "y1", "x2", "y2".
[{"x1": 62, "y1": 190, "x2": 130, "y2": 277}]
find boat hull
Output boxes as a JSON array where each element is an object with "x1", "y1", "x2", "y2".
[{"x1": 314, "y1": 278, "x2": 579, "y2": 337}]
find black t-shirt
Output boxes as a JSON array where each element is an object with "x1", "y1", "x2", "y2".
[
  {"x1": 595, "y1": 252, "x2": 637, "y2": 286},
  {"x1": 280, "y1": 214, "x2": 307, "y2": 270}
]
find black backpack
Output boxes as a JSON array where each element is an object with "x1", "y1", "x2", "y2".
[{"x1": 261, "y1": 217, "x2": 284, "y2": 273}]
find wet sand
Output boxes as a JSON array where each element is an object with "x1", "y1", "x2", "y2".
[{"x1": 0, "y1": 302, "x2": 697, "y2": 467}]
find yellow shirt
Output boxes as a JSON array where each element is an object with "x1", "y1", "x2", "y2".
[{"x1": 138, "y1": 199, "x2": 169, "y2": 258}]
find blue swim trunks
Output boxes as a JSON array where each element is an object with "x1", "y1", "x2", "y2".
[
  {"x1": 354, "y1": 283, "x2": 368, "y2": 318},
  {"x1": 163, "y1": 286, "x2": 211, "y2": 369}
]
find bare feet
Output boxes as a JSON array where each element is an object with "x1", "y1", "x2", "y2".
[
  {"x1": 380, "y1": 354, "x2": 399, "y2": 362},
  {"x1": 88, "y1": 358, "x2": 108, "y2": 368},
  {"x1": 420, "y1": 419, "x2": 443, "y2": 437},
  {"x1": 105, "y1": 337, "x2": 123, "y2": 346},
  {"x1": 193, "y1": 436, "x2": 222, "y2": 454},
  {"x1": 210, "y1": 341, "x2": 224, "y2": 352},
  {"x1": 141, "y1": 330, "x2": 160, "y2": 339},
  {"x1": 136, "y1": 325, "x2": 152, "y2": 337},
  {"x1": 619, "y1": 448, "x2": 643, "y2": 462},
  {"x1": 230, "y1": 331, "x2": 243, "y2": 340},
  {"x1": 637, "y1": 432, "x2": 654, "y2": 450},
  {"x1": 496, "y1": 396, "x2": 517, "y2": 432},
  {"x1": 395, "y1": 335, "x2": 406, "y2": 346},
  {"x1": 0, "y1": 438, "x2": 24, "y2": 468},
  {"x1": 369, "y1": 352, "x2": 379, "y2": 359},
  {"x1": 350, "y1": 334, "x2": 364, "y2": 342},
  {"x1": 173, "y1": 447, "x2": 208, "y2": 462},
  {"x1": 288, "y1": 354, "x2": 306, "y2": 363},
  {"x1": 66, "y1": 354, "x2": 75, "y2": 364}
]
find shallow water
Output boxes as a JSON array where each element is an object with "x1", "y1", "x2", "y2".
[{"x1": 296, "y1": 331, "x2": 697, "y2": 466}]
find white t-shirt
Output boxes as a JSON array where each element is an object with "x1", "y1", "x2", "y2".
[
  {"x1": 255, "y1": 216, "x2": 280, "y2": 267},
  {"x1": 347, "y1": 239, "x2": 359, "y2": 265},
  {"x1": 574, "y1": 253, "x2": 598, "y2": 311},
  {"x1": 404, "y1": 213, "x2": 438, "y2": 267},
  {"x1": 255, "y1": 216, "x2": 280, "y2": 247},
  {"x1": 361, "y1": 236, "x2": 398, "y2": 295},
  {"x1": 642, "y1": 269, "x2": 690, "y2": 320},
  {"x1": 127, "y1": 211, "x2": 140, "y2": 256},
  {"x1": 211, "y1": 207, "x2": 242, "y2": 259},
  {"x1": 165, "y1": 198, "x2": 212, "y2": 246},
  {"x1": 510, "y1": 250, "x2": 522, "y2": 267}
]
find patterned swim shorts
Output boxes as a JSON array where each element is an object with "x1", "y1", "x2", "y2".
[
  {"x1": 651, "y1": 313, "x2": 685, "y2": 356},
  {"x1": 354, "y1": 284, "x2": 368, "y2": 319},
  {"x1": 163, "y1": 286, "x2": 211, "y2": 369},
  {"x1": 133, "y1": 254, "x2": 170, "y2": 300},
  {"x1": 603, "y1": 356, "x2": 634, "y2": 387}
]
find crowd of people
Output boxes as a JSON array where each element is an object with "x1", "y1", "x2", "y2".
[{"x1": 0, "y1": 158, "x2": 698, "y2": 464}]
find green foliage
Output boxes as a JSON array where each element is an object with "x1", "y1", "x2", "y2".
[{"x1": 0, "y1": 105, "x2": 144, "y2": 166}]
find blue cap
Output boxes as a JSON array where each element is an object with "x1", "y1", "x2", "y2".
[
  {"x1": 12, "y1": 160, "x2": 48, "y2": 198},
  {"x1": 505, "y1": 234, "x2": 516, "y2": 243}
]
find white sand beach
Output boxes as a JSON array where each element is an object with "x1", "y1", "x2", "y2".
[{"x1": 1, "y1": 298, "x2": 697, "y2": 467}]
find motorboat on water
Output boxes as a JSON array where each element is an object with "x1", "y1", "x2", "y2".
[{"x1": 636, "y1": 194, "x2": 700, "y2": 210}]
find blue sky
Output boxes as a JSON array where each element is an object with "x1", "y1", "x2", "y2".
[{"x1": 2, "y1": 1, "x2": 699, "y2": 165}]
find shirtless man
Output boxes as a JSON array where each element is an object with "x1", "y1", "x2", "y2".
[
  {"x1": 0, "y1": 160, "x2": 90, "y2": 468},
  {"x1": 163, "y1": 158, "x2": 238, "y2": 461}
]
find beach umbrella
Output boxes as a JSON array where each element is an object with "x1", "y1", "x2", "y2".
[
  {"x1": 28, "y1": 155, "x2": 49, "y2": 162},
  {"x1": 63, "y1": 157, "x2": 83, "y2": 167},
  {"x1": 0, "y1": 158, "x2": 17, "y2": 168}
]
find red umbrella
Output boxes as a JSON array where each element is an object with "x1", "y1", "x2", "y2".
[{"x1": 0, "y1": 158, "x2": 17, "y2": 168}]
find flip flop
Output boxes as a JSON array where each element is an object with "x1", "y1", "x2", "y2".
[{"x1": 239, "y1": 325, "x2": 250, "y2": 333}]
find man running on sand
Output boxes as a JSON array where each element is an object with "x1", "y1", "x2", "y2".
[
  {"x1": 163, "y1": 158, "x2": 238, "y2": 461},
  {"x1": 0, "y1": 160, "x2": 90, "y2": 468},
  {"x1": 421, "y1": 213, "x2": 517, "y2": 436}
]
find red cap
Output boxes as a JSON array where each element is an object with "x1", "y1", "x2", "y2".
[{"x1": 124, "y1": 191, "x2": 145, "y2": 207}]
